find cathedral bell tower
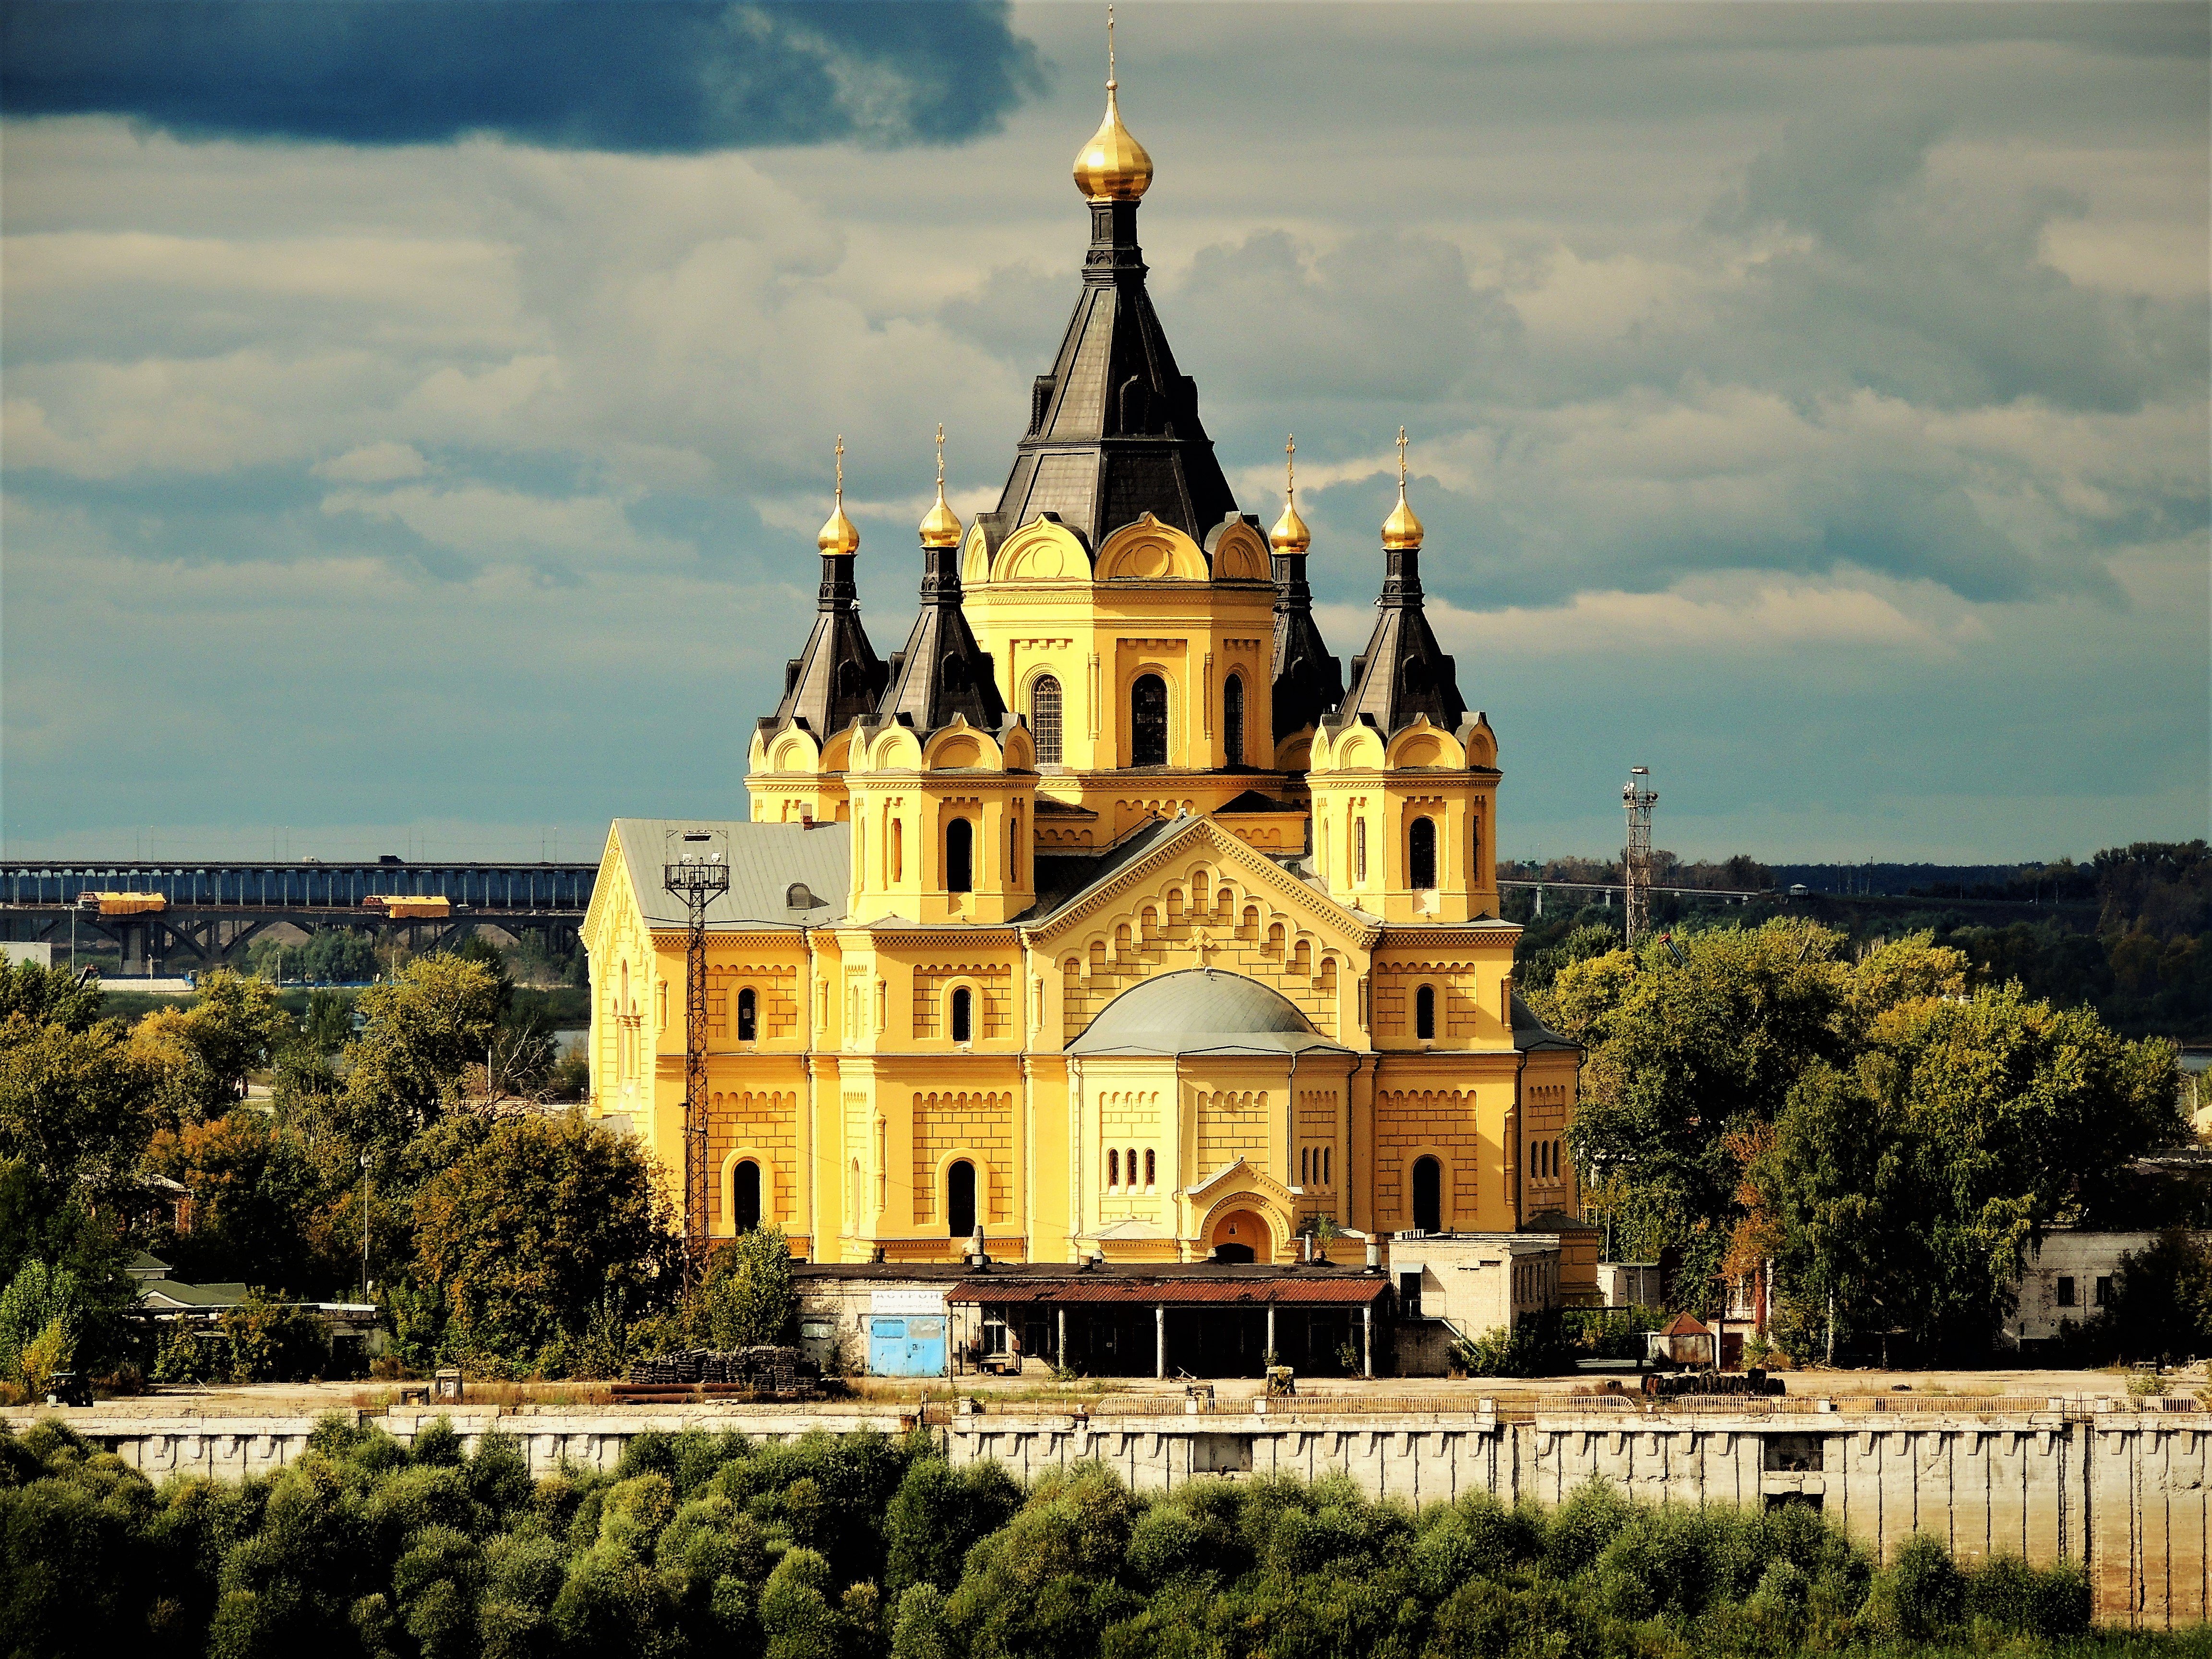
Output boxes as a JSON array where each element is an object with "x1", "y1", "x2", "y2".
[
  {"x1": 1307, "y1": 431, "x2": 1501, "y2": 923},
  {"x1": 846, "y1": 432, "x2": 1039, "y2": 926},
  {"x1": 1267, "y1": 435, "x2": 1344, "y2": 780}
]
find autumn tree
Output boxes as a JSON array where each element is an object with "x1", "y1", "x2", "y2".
[{"x1": 337, "y1": 955, "x2": 503, "y2": 1153}]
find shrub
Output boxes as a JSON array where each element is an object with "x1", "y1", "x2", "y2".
[
  {"x1": 221, "y1": 1291, "x2": 330, "y2": 1383},
  {"x1": 0, "y1": 1261, "x2": 83, "y2": 1389}
]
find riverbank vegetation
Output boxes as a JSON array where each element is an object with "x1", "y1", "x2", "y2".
[{"x1": 7, "y1": 1413, "x2": 2199, "y2": 1659}]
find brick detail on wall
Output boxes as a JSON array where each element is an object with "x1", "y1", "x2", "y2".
[
  {"x1": 911, "y1": 1090, "x2": 1014, "y2": 1227},
  {"x1": 1373, "y1": 1088, "x2": 1485, "y2": 1231}
]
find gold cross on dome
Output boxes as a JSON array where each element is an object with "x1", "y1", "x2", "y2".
[
  {"x1": 1397, "y1": 426, "x2": 1408, "y2": 488},
  {"x1": 834, "y1": 434, "x2": 845, "y2": 507},
  {"x1": 936, "y1": 422, "x2": 946, "y2": 485},
  {"x1": 1107, "y1": 5, "x2": 1116, "y2": 89},
  {"x1": 1285, "y1": 433, "x2": 1296, "y2": 504}
]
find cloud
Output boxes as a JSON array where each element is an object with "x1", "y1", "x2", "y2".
[
  {"x1": 0, "y1": 1, "x2": 1043, "y2": 152},
  {"x1": 313, "y1": 442, "x2": 426, "y2": 484}
]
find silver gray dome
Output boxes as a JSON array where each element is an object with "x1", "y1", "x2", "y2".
[{"x1": 1069, "y1": 970, "x2": 1348, "y2": 1057}]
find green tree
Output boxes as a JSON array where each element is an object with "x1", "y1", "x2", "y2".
[
  {"x1": 221, "y1": 1289, "x2": 333, "y2": 1382},
  {"x1": 0, "y1": 1261, "x2": 83, "y2": 1390},
  {"x1": 0, "y1": 960, "x2": 106, "y2": 1032},
  {"x1": 130, "y1": 970, "x2": 294, "y2": 1124},
  {"x1": 337, "y1": 956, "x2": 503, "y2": 1152},
  {"x1": 2102, "y1": 1228, "x2": 2212, "y2": 1363},
  {"x1": 410, "y1": 1112, "x2": 674, "y2": 1371},
  {"x1": 144, "y1": 1110, "x2": 334, "y2": 1294},
  {"x1": 680, "y1": 1227, "x2": 798, "y2": 1352},
  {"x1": 0, "y1": 1014, "x2": 155, "y2": 1204}
]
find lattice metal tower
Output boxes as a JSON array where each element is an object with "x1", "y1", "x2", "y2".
[
  {"x1": 1622, "y1": 766, "x2": 1658, "y2": 947},
  {"x1": 664, "y1": 830, "x2": 729, "y2": 1282}
]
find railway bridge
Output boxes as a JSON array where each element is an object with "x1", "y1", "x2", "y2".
[{"x1": 0, "y1": 860, "x2": 597, "y2": 975}]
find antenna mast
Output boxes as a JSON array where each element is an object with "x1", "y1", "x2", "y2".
[
  {"x1": 664, "y1": 829, "x2": 730, "y2": 1284},
  {"x1": 1622, "y1": 766, "x2": 1658, "y2": 947}
]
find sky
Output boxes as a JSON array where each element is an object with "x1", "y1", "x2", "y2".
[{"x1": 2, "y1": 0, "x2": 2205, "y2": 866}]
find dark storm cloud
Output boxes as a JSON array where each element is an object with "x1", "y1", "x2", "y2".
[{"x1": 0, "y1": 0, "x2": 1042, "y2": 151}]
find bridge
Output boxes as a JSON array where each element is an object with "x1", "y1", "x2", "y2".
[{"x1": 0, "y1": 861, "x2": 599, "y2": 974}]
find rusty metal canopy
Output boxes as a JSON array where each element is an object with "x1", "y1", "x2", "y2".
[{"x1": 946, "y1": 1275, "x2": 1388, "y2": 1307}]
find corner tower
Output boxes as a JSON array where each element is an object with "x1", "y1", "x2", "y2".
[
  {"x1": 1308, "y1": 432, "x2": 1501, "y2": 923},
  {"x1": 1268, "y1": 436, "x2": 1344, "y2": 779},
  {"x1": 746, "y1": 441, "x2": 889, "y2": 823}
]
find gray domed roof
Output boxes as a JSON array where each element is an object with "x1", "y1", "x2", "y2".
[{"x1": 1069, "y1": 969, "x2": 1349, "y2": 1057}]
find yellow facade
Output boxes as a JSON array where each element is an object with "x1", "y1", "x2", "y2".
[{"x1": 582, "y1": 81, "x2": 1587, "y2": 1281}]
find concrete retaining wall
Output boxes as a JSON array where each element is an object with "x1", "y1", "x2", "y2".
[{"x1": 15, "y1": 1402, "x2": 2205, "y2": 1627}]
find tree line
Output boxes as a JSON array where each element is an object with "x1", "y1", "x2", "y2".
[
  {"x1": 0, "y1": 952, "x2": 781, "y2": 1395},
  {"x1": 3, "y1": 1412, "x2": 2137, "y2": 1659},
  {"x1": 1529, "y1": 918, "x2": 2183, "y2": 1365}
]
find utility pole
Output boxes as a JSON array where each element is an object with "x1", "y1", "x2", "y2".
[
  {"x1": 1622, "y1": 766, "x2": 1658, "y2": 947},
  {"x1": 664, "y1": 830, "x2": 729, "y2": 1288}
]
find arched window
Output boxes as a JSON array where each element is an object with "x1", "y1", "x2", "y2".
[
  {"x1": 1127, "y1": 1148, "x2": 1138, "y2": 1190},
  {"x1": 1416, "y1": 985, "x2": 1437, "y2": 1041},
  {"x1": 950, "y1": 986, "x2": 973, "y2": 1044},
  {"x1": 1223, "y1": 674, "x2": 1245, "y2": 767},
  {"x1": 1323, "y1": 1147, "x2": 1332, "y2": 1186},
  {"x1": 1131, "y1": 673, "x2": 1168, "y2": 767},
  {"x1": 890, "y1": 815, "x2": 904, "y2": 882},
  {"x1": 1409, "y1": 815, "x2": 1438, "y2": 890},
  {"x1": 1412, "y1": 1155, "x2": 1443, "y2": 1234},
  {"x1": 1031, "y1": 675, "x2": 1063, "y2": 766},
  {"x1": 1355, "y1": 818, "x2": 1368, "y2": 883},
  {"x1": 1106, "y1": 1148, "x2": 1120, "y2": 1189},
  {"x1": 733, "y1": 1160, "x2": 761, "y2": 1231},
  {"x1": 1143, "y1": 1149, "x2": 1156, "y2": 1188},
  {"x1": 946, "y1": 817, "x2": 974, "y2": 893},
  {"x1": 947, "y1": 1159, "x2": 976, "y2": 1239},
  {"x1": 737, "y1": 987, "x2": 757, "y2": 1043},
  {"x1": 1301, "y1": 1147, "x2": 1310, "y2": 1184}
]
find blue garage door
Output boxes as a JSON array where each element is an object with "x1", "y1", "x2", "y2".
[{"x1": 867, "y1": 1315, "x2": 946, "y2": 1377}]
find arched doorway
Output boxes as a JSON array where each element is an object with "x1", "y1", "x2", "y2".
[
  {"x1": 1411, "y1": 1156, "x2": 1443, "y2": 1233},
  {"x1": 947, "y1": 1159, "x2": 976, "y2": 1239},
  {"x1": 1207, "y1": 1207, "x2": 1272, "y2": 1264},
  {"x1": 732, "y1": 1160, "x2": 761, "y2": 1232}
]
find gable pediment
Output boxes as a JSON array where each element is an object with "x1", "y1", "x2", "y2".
[{"x1": 1185, "y1": 1156, "x2": 1297, "y2": 1212}]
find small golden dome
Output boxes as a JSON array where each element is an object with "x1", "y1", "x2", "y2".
[
  {"x1": 1382, "y1": 425, "x2": 1424, "y2": 551},
  {"x1": 1381, "y1": 486, "x2": 1424, "y2": 552},
  {"x1": 817, "y1": 502, "x2": 859, "y2": 557},
  {"x1": 919, "y1": 481, "x2": 963, "y2": 549},
  {"x1": 1073, "y1": 84, "x2": 1153, "y2": 203},
  {"x1": 818, "y1": 434, "x2": 860, "y2": 556}
]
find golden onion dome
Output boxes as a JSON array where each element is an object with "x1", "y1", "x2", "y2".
[
  {"x1": 1381, "y1": 485, "x2": 1425, "y2": 552},
  {"x1": 817, "y1": 501, "x2": 860, "y2": 557},
  {"x1": 1073, "y1": 83, "x2": 1152, "y2": 202},
  {"x1": 919, "y1": 481, "x2": 963, "y2": 549},
  {"x1": 1382, "y1": 425, "x2": 1425, "y2": 551},
  {"x1": 818, "y1": 435, "x2": 860, "y2": 556}
]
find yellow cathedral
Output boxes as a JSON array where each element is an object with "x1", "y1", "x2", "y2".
[{"x1": 582, "y1": 69, "x2": 1587, "y2": 1285}]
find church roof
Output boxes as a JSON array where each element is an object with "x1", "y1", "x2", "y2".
[
  {"x1": 1510, "y1": 990, "x2": 1580, "y2": 1053},
  {"x1": 612, "y1": 818, "x2": 850, "y2": 929},
  {"x1": 976, "y1": 195, "x2": 1240, "y2": 559},
  {"x1": 1070, "y1": 967, "x2": 1352, "y2": 1057},
  {"x1": 1272, "y1": 546, "x2": 1344, "y2": 741},
  {"x1": 759, "y1": 548, "x2": 887, "y2": 742},
  {"x1": 868, "y1": 537, "x2": 1010, "y2": 741}
]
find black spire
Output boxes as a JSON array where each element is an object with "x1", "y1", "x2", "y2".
[
  {"x1": 870, "y1": 485, "x2": 1010, "y2": 743},
  {"x1": 759, "y1": 542, "x2": 887, "y2": 742},
  {"x1": 975, "y1": 197, "x2": 1240, "y2": 559},
  {"x1": 1325, "y1": 454, "x2": 1467, "y2": 739},
  {"x1": 1272, "y1": 546, "x2": 1344, "y2": 743}
]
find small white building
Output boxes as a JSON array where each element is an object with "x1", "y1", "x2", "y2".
[
  {"x1": 1388, "y1": 1232, "x2": 1562, "y2": 1373},
  {"x1": 1597, "y1": 1262, "x2": 1663, "y2": 1308},
  {"x1": 2007, "y1": 1228, "x2": 2210, "y2": 1347}
]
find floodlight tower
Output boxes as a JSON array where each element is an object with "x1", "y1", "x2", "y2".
[
  {"x1": 1622, "y1": 766, "x2": 1658, "y2": 948},
  {"x1": 664, "y1": 830, "x2": 729, "y2": 1283}
]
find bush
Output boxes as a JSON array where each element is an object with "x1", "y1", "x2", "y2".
[
  {"x1": 221, "y1": 1291, "x2": 331, "y2": 1382},
  {"x1": 0, "y1": 1261, "x2": 84, "y2": 1390}
]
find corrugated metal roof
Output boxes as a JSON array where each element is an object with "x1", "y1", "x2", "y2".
[
  {"x1": 946, "y1": 1275, "x2": 1389, "y2": 1306},
  {"x1": 613, "y1": 818, "x2": 851, "y2": 929}
]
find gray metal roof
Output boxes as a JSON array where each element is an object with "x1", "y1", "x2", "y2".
[
  {"x1": 1511, "y1": 990, "x2": 1580, "y2": 1053},
  {"x1": 1070, "y1": 967, "x2": 1351, "y2": 1058},
  {"x1": 613, "y1": 818, "x2": 851, "y2": 929}
]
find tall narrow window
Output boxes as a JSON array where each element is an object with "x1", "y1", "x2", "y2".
[
  {"x1": 736, "y1": 987, "x2": 757, "y2": 1043},
  {"x1": 946, "y1": 818, "x2": 974, "y2": 893},
  {"x1": 890, "y1": 815, "x2": 903, "y2": 882},
  {"x1": 733, "y1": 1160, "x2": 761, "y2": 1231},
  {"x1": 1408, "y1": 815, "x2": 1437, "y2": 890},
  {"x1": 1127, "y1": 1149, "x2": 1138, "y2": 1190},
  {"x1": 1355, "y1": 818, "x2": 1368, "y2": 883},
  {"x1": 950, "y1": 986, "x2": 973, "y2": 1043},
  {"x1": 1301, "y1": 1147, "x2": 1310, "y2": 1184},
  {"x1": 1131, "y1": 673, "x2": 1168, "y2": 767},
  {"x1": 1416, "y1": 985, "x2": 1437, "y2": 1041},
  {"x1": 1323, "y1": 1147, "x2": 1331, "y2": 1186},
  {"x1": 948, "y1": 1160, "x2": 976, "y2": 1238},
  {"x1": 1107, "y1": 1148, "x2": 1120, "y2": 1189},
  {"x1": 1412, "y1": 1156, "x2": 1443, "y2": 1234},
  {"x1": 1144, "y1": 1149, "x2": 1156, "y2": 1188},
  {"x1": 1223, "y1": 674, "x2": 1245, "y2": 767},
  {"x1": 1031, "y1": 675, "x2": 1063, "y2": 766}
]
